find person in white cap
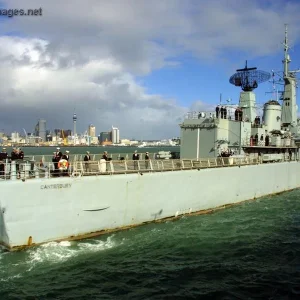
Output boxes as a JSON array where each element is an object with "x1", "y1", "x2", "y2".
[
  {"x1": 62, "y1": 150, "x2": 70, "y2": 161},
  {"x1": 56, "y1": 147, "x2": 62, "y2": 159},
  {"x1": 84, "y1": 151, "x2": 91, "y2": 172},
  {"x1": 52, "y1": 151, "x2": 59, "y2": 175},
  {"x1": 132, "y1": 150, "x2": 139, "y2": 170}
]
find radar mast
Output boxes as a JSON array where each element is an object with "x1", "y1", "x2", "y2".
[
  {"x1": 281, "y1": 24, "x2": 299, "y2": 129},
  {"x1": 229, "y1": 61, "x2": 271, "y2": 123}
]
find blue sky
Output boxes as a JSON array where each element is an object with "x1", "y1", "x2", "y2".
[{"x1": 0, "y1": 0, "x2": 300, "y2": 139}]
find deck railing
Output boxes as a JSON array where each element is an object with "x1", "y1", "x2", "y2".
[{"x1": 0, "y1": 154, "x2": 296, "y2": 181}]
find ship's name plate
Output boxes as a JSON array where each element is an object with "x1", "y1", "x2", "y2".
[{"x1": 40, "y1": 183, "x2": 72, "y2": 190}]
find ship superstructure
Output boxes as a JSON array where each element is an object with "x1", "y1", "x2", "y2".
[{"x1": 180, "y1": 25, "x2": 299, "y2": 161}]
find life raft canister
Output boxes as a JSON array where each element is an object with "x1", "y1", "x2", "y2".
[{"x1": 58, "y1": 159, "x2": 69, "y2": 170}]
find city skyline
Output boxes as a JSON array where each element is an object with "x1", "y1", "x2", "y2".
[{"x1": 1, "y1": 1, "x2": 300, "y2": 139}]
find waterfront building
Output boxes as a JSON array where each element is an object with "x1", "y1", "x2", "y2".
[
  {"x1": 88, "y1": 124, "x2": 96, "y2": 137},
  {"x1": 11, "y1": 132, "x2": 20, "y2": 143},
  {"x1": 34, "y1": 119, "x2": 47, "y2": 141},
  {"x1": 99, "y1": 132, "x2": 112, "y2": 145},
  {"x1": 111, "y1": 126, "x2": 120, "y2": 144}
]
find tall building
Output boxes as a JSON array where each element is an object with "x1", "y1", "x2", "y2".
[
  {"x1": 34, "y1": 119, "x2": 46, "y2": 141},
  {"x1": 11, "y1": 132, "x2": 20, "y2": 143},
  {"x1": 73, "y1": 113, "x2": 77, "y2": 138},
  {"x1": 111, "y1": 126, "x2": 120, "y2": 144},
  {"x1": 88, "y1": 124, "x2": 96, "y2": 137}
]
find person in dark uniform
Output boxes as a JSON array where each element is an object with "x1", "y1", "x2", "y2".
[
  {"x1": 260, "y1": 134, "x2": 264, "y2": 145},
  {"x1": 11, "y1": 148, "x2": 21, "y2": 177},
  {"x1": 56, "y1": 147, "x2": 63, "y2": 160},
  {"x1": 84, "y1": 151, "x2": 91, "y2": 172},
  {"x1": 132, "y1": 150, "x2": 139, "y2": 170},
  {"x1": 18, "y1": 148, "x2": 24, "y2": 159},
  {"x1": 11, "y1": 148, "x2": 18, "y2": 161},
  {"x1": 145, "y1": 152, "x2": 150, "y2": 169},
  {"x1": 102, "y1": 151, "x2": 108, "y2": 161},
  {"x1": 223, "y1": 107, "x2": 227, "y2": 119},
  {"x1": 62, "y1": 150, "x2": 70, "y2": 161},
  {"x1": 0, "y1": 147, "x2": 8, "y2": 177},
  {"x1": 288, "y1": 149, "x2": 292, "y2": 161},
  {"x1": 265, "y1": 134, "x2": 270, "y2": 146},
  {"x1": 234, "y1": 109, "x2": 238, "y2": 121},
  {"x1": 61, "y1": 150, "x2": 70, "y2": 176},
  {"x1": 254, "y1": 133, "x2": 259, "y2": 146},
  {"x1": 215, "y1": 106, "x2": 220, "y2": 118},
  {"x1": 220, "y1": 106, "x2": 224, "y2": 119},
  {"x1": 52, "y1": 151, "x2": 59, "y2": 175}
]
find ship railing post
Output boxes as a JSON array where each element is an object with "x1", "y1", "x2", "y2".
[
  {"x1": 25, "y1": 162, "x2": 29, "y2": 179},
  {"x1": 3, "y1": 159, "x2": 8, "y2": 180},
  {"x1": 207, "y1": 159, "x2": 210, "y2": 167},
  {"x1": 221, "y1": 158, "x2": 224, "y2": 166},
  {"x1": 34, "y1": 163, "x2": 39, "y2": 178},
  {"x1": 181, "y1": 160, "x2": 184, "y2": 169},
  {"x1": 149, "y1": 159, "x2": 153, "y2": 171},
  {"x1": 45, "y1": 168, "x2": 49, "y2": 178},
  {"x1": 171, "y1": 159, "x2": 174, "y2": 170},
  {"x1": 110, "y1": 161, "x2": 114, "y2": 173},
  {"x1": 11, "y1": 161, "x2": 17, "y2": 180},
  {"x1": 124, "y1": 160, "x2": 128, "y2": 172}
]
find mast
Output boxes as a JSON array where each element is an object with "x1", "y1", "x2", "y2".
[
  {"x1": 282, "y1": 24, "x2": 291, "y2": 78},
  {"x1": 281, "y1": 24, "x2": 299, "y2": 128}
]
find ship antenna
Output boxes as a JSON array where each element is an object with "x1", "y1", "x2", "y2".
[{"x1": 283, "y1": 23, "x2": 291, "y2": 78}]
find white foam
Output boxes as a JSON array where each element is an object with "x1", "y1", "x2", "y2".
[
  {"x1": 26, "y1": 235, "x2": 120, "y2": 269},
  {"x1": 0, "y1": 273, "x2": 22, "y2": 282}
]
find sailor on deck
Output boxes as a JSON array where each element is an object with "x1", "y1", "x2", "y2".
[
  {"x1": 145, "y1": 152, "x2": 150, "y2": 169},
  {"x1": 84, "y1": 151, "x2": 91, "y2": 172},
  {"x1": 132, "y1": 150, "x2": 139, "y2": 170},
  {"x1": 0, "y1": 147, "x2": 8, "y2": 177},
  {"x1": 102, "y1": 151, "x2": 108, "y2": 161},
  {"x1": 62, "y1": 150, "x2": 70, "y2": 161},
  {"x1": 215, "y1": 106, "x2": 220, "y2": 118}
]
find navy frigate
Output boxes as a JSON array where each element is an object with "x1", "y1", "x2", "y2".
[{"x1": 0, "y1": 25, "x2": 300, "y2": 251}]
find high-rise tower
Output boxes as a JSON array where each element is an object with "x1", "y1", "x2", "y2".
[{"x1": 73, "y1": 113, "x2": 77, "y2": 145}]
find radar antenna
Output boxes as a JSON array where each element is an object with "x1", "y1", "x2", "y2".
[{"x1": 229, "y1": 60, "x2": 271, "y2": 92}]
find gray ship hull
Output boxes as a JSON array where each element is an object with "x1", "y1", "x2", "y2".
[{"x1": 0, "y1": 161, "x2": 299, "y2": 250}]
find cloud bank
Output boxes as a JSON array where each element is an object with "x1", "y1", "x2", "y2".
[{"x1": 0, "y1": 0, "x2": 300, "y2": 139}]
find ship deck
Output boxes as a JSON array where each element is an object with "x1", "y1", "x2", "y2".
[{"x1": 0, "y1": 154, "x2": 296, "y2": 181}]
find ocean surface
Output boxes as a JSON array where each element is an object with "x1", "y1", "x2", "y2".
[{"x1": 1, "y1": 190, "x2": 300, "y2": 299}]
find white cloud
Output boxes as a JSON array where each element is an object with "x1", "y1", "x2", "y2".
[{"x1": 0, "y1": 0, "x2": 299, "y2": 138}]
